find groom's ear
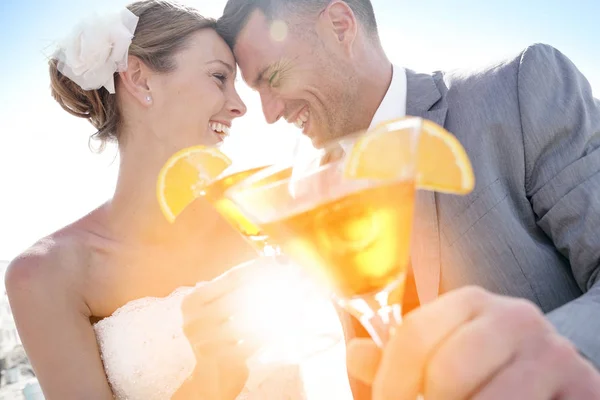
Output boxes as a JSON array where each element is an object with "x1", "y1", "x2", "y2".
[
  {"x1": 118, "y1": 56, "x2": 153, "y2": 107},
  {"x1": 320, "y1": 1, "x2": 358, "y2": 54}
]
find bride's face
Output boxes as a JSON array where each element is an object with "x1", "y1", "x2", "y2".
[{"x1": 150, "y1": 29, "x2": 246, "y2": 148}]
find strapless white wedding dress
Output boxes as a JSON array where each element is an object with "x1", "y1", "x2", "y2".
[{"x1": 93, "y1": 258, "x2": 354, "y2": 399}]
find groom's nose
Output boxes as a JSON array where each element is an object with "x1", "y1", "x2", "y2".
[{"x1": 259, "y1": 91, "x2": 285, "y2": 124}]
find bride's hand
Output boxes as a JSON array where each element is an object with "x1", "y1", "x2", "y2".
[{"x1": 176, "y1": 264, "x2": 264, "y2": 399}]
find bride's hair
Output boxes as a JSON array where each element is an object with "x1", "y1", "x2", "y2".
[{"x1": 49, "y1": 0, "x2": 216, "y2": 149}]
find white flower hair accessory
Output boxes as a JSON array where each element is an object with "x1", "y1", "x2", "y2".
[{"x1": 54, "y1": 8, "x2": 139, "y2": 94}]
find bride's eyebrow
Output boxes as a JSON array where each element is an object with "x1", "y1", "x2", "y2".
[{"x1": 206, "y1": 59, "x2": 234, "y2": 74}]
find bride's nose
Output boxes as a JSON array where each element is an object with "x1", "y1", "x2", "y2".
[{"x1": 227, "y1": 89, "x2": 247, "y2": 118}]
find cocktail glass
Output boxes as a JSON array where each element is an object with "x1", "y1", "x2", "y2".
[{"x1": 226, "y1": 117, "x2": 473, "y2": 346}]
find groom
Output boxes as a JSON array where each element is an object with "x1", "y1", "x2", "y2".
[{"x1": 217, "y1": 0, "x2": 600, "y2": 397}]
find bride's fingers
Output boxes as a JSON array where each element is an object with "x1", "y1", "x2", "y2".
[
  {"x1": 182, "y1": 286, "x2": 262, "y2": 334},
  {"x1": 189, "y1": 340, "x2": 255, "y2": 400},
  {"x1": 190, "y1": 329, "x2": 239, "y2": 348},
  {"x1": 185, "y1": 306, "x2": 259, "y2": 347},
  {"x1": 217, "y1": 355, "x2": 251, "y2": 400},
  {"x1": 233, "y1": 337, "x2": 262, "y2": 360},
  {"x1": 189, "y1": 352, "x2": 248, "y2": 400},
  {"x1": 188, "y1": 317, "x2": 244, "y2": 347},
  {"x1": 191, "y1": 316, "x2": 262, "y2": 358},
  {"x1": 183, "y1": 297, "x2": 234, "y2": 328},
  {"x1": 195, "y1": 336, "x2": 261, "y2": 360},
  {"x1": 186, "y1": 263, "x2": 266, "y2": 306},
  {"x1": 347, "y1": 338, "x2": 382, "y2": 385},
  {"x1": 186, "y1": 355, "x2": 221, "y2": 398}
]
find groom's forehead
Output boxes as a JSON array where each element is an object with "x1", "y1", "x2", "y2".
[{"x1": 234, "y1": 12, "x2": 290, "y2": 87}]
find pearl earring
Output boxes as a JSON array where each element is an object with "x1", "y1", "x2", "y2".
[{"x1": 146, "y1": 95, "x2": 152, "y2": 103}]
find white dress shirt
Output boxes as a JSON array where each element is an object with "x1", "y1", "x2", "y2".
[{"x1": 368, "y1": 64, "x2": 408, "y2": 129}]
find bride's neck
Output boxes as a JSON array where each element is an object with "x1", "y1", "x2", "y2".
[{"x1": 106, "y1": 138, "x2": 197, "y2": 246}]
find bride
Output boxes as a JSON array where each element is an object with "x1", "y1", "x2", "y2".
[{"x1": 5, "y1": 1, "x2": 351, "y2": 399}]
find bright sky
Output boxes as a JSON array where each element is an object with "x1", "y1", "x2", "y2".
[{"x1": 0, "y1": 0, "x2": 599, "y2": 262}]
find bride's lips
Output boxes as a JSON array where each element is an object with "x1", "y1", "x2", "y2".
[{"x1": 209, "y1": 120, "x2": 231, "y2": 141}]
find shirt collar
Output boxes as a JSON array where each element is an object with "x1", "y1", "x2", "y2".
[
  {"x1": 338, "y1": 64, "x2": 407, "y2": 155},
  {"x1": 368, "y1": 64, "x2": 408, "y2": 129}
]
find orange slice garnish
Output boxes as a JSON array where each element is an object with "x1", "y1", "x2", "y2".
[
  {"x1": 157, "y1": 146, "x2": 231, "y2": 222},
  {"x1": 345, "y1": 117, "x2": 474, "y2": 194}
]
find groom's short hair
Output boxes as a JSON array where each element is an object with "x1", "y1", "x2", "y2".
[{"x1": 217, "y1": 0, "x2": 378, "y2": 49}]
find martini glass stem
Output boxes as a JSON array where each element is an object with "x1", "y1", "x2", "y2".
[
  {"x1": 241, "y1": 234, "x2": 280, "y2": 257},
  {"x1": 342, "y1": 274, "x2": 406, "y2": 348},
  {"x1": 360, "y1": 293, "x2": 402, "y2": 347}
]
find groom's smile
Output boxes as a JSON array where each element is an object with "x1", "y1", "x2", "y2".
[
  {"x1": 291, "y1": 107, "x2": 309, "y2": 130},
  {"x1": 231, "y1": 8, "x2": 368, "y2": 148},
  {"x1": 286, "y1": 105, "x2": 310, "y2": 132}
]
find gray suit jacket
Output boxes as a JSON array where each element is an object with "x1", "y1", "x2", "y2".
[{"x1": 406, "y1": 43, "x2": 600, "y2": 367}]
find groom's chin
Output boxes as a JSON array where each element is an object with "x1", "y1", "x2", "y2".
[
  {"x1": 308, "y1": 132, "x2": 326, "y2": 149},
  {"x1": 309, "y1": 131, "x2": 338, "y2": 149}
]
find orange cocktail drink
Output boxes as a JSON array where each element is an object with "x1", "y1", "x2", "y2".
[
  {"x1": 204, "y1": 166, "x2": 271, "y2": 250},
  {"x1": 227, "y1": 117, "x2": 474, "y2": 346},
  {"x1": 260, "y1": 180, "x2": 415, "y2": 298}
]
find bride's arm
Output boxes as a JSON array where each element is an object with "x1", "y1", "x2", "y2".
[{"x1": 5, "y1": 245, "x2": 114, "y2": 400}]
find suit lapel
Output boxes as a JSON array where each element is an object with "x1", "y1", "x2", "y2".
[{"x1": 406, "y1": 69, "x2": 448, "y2": 304}]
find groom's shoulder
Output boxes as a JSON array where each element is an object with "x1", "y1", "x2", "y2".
[{"x1": 439, "y1": 43, "x2": 562, "y2": 88}]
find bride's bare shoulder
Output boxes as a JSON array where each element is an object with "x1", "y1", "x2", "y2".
[
  {"x1": 4, "y1": 212, "x2": 100, "y2": 309},
  {"x1": 6, "y1": 236, "x2": 80, "y2": 289}
]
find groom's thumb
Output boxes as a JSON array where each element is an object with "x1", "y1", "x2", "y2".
[{"x1": 347, "y1": 338, "x2": 382, "y2": 385}]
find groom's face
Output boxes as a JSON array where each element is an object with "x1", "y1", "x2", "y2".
[{"x1": 233, "y1": 10, "x2": 358, "y2": 148}]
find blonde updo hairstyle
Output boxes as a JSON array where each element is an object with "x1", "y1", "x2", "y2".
[{"x1": 49, "y1": 0, "x2": 216, "y2": 149}]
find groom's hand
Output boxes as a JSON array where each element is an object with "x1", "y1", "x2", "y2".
[{"x1": 347, "y1": 286, "x2": 600, "y2": 400}]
